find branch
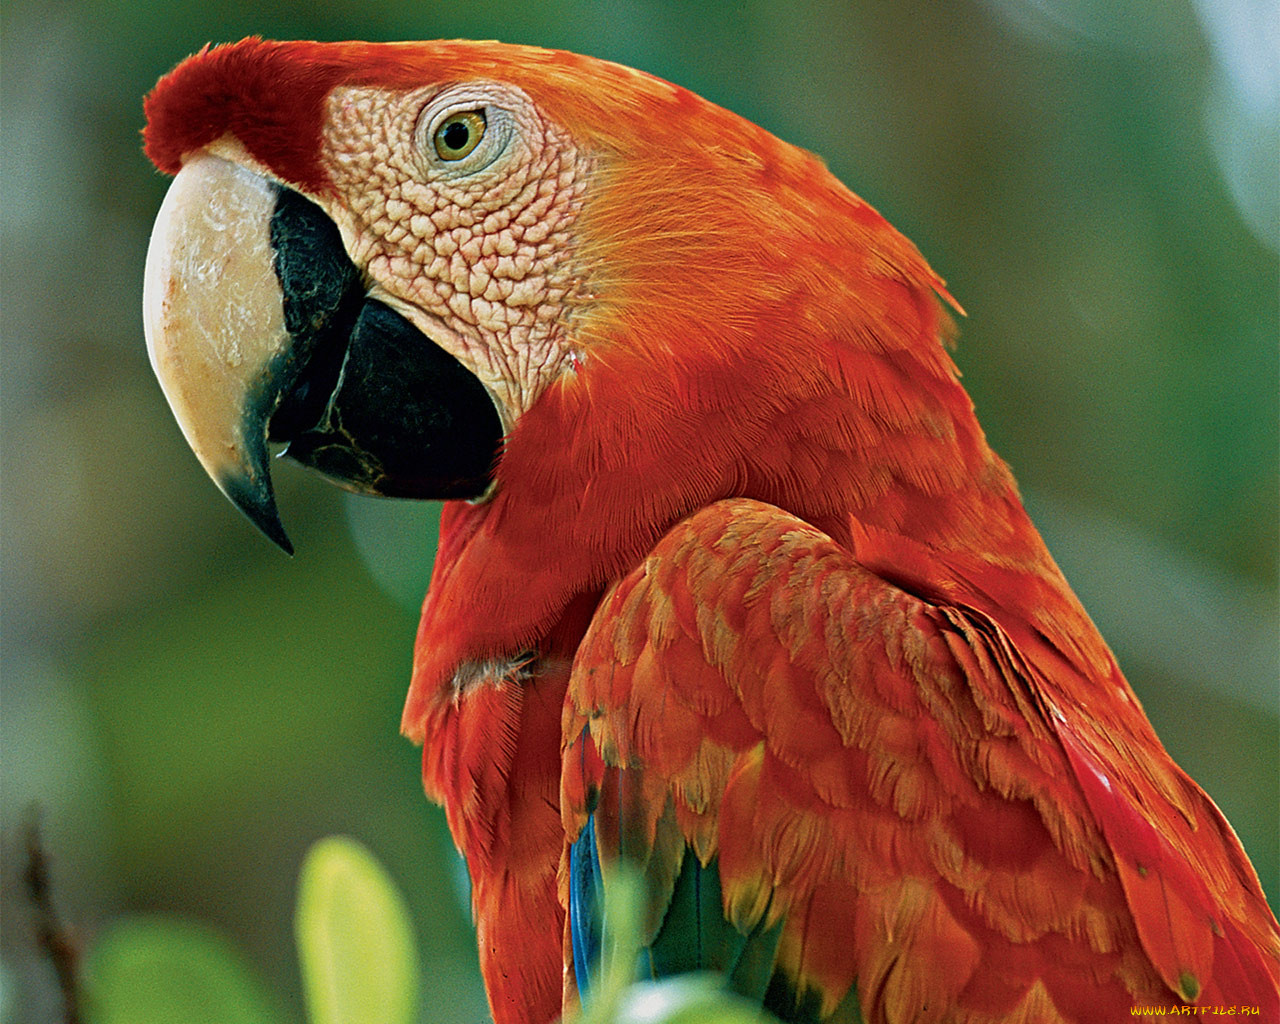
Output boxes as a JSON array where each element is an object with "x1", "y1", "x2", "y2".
[{"x1": 24, "y1": 811, "x2": 83, "y2": 1024}]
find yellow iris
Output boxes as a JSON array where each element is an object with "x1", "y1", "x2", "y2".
[{"x1": 433, "y1": 110, "x2": 486, "y2": 161}]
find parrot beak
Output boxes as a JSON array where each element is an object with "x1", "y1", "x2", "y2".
[
  {"x1": 143, "y1": 154, "x2": 503, "y2": 553},
  {"x1": 144, "y1": 153, "x2": 296, "y2": 551}
]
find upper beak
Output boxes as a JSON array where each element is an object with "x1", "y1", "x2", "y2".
[
  {"x1": 143, "y1": 154, "x2": 504, "y2": 553},
  {"x1": 143, "y1": 153, "x2": 295, "y2": 551}
]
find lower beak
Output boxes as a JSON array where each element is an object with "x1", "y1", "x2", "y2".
[{"x1": 143, "y1": 154, "x2": 503, "y2": 553}]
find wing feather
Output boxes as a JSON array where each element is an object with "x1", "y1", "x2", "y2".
[{"x1": 561, "y1": 498, "x2": 1279, "y2": 1022}]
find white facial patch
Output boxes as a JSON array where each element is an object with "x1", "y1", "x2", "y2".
[{"x1": 319, "y1": 82, "x2": 589, "y2": 429}]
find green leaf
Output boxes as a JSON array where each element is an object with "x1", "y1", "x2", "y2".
[
  {"x1": 294, "y1": 836, "x2": 419, "y2": 1024},
  {"x1": 611, "y1": 974, "x2": 773, "y2": 1024},
  {"x1": 84, "y1": 917, "x2": 282, "y2": 1024}
]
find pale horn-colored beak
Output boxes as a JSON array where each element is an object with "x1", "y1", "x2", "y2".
[
  {"x1": 144, "y1": 151, "x2": 506, "y2": 554},
  {"x1": 143, "y1": 152, "x2": 294, "y2": 552}
]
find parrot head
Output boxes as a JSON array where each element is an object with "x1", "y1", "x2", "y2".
[
  {"x1": 143, "y1": 37, "x2": 968, "y2": 565},
  {"x1": 142, "y1": 38, "x2": 593, "y2": 552}
]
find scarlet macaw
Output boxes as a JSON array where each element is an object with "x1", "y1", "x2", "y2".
[{"x1": 141, "y1": 39, "x2": 1279, "y2": 1024}]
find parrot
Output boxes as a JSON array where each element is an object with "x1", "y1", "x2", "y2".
[{"x1": 140, "y1": 38, "x2": 1279, "y2": 1024}]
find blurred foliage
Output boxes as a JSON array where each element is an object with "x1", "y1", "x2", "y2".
[
  {"x1": 85, "y1": 838, "x2": 419, "y2": 1024},
  {"x1": 1, "y1": 0, "x2": 1275, "y2": 1022},
  {"x1": 295, "y1": 837, "x2": 419, "y2": 1024},
  {"x1": 596, "y1": 977, "x2": 773, "y2": 1024},
  {"x1": 84, "y1": 846, "x2": 768, "y2": 1024},
  {"x1": 85, "y1": 917, "x2": 284, "y2": 1024}
]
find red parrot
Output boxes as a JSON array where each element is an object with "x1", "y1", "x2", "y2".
[{"x1": 141, "y1": 39, "x2": 1278, "y2": 1024}]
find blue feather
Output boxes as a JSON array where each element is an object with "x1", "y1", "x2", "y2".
[{"x1": 569, "y1": 811, "x2": 603, "y2": 996}]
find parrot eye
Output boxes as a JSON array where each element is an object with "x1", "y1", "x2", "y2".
[
  {"x1": 433, "y1": 110, "x2": 486, "y2": 161},
  {"x1": 415, "y1": 85, "x2": 527, "y2": 178}
]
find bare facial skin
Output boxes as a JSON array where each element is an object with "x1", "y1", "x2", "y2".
[{"x1": 320, "y1": 83, "x2": 588, "y2": 428}]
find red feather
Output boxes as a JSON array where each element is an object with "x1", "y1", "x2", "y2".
[{"x1": 561, "y1": 500, "x2": 1278, "y2": 1021}]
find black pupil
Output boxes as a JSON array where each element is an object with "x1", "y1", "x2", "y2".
[{"x1": 443, "y1": 120, "x2": 471, "y2": 151}]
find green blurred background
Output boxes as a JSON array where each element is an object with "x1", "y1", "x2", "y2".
[{"x1": 2, "y1": 0, "x2": 1276, "y2": 1020}]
